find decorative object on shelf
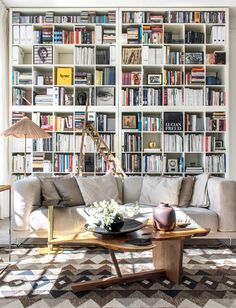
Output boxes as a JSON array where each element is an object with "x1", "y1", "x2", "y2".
[
  {"x1": 153, "y1": 202, "x2": 176, "y2": 231},
  {"x1": 33, "y1": 45, "x2": 53, "y2": 64},
  {"x1": 147, "y1": 74, "x2": 162, "y2": 85},
  {"x1": 148, "y1": 140, "x2": 156, "y2": 149},
  {"x1": 85, "y1": 199, "x2": 140, "y2": 233},
  {"x1": 77, "y1": 91, "x2": 87, "y2": 105},
  {"x1": 1, "y1": 117, "x2": 51, "y2": 176},
  {"x1": 122, "y1": 114, "x2": 137, "y2": 129},
  {"x1": 167, "y1": 159, "x2": 179, "y2": 172},
  {"x1": 185, "y1": 52, "x2": 204, "y2": 64}
]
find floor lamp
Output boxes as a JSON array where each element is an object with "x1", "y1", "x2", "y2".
[{"x1": 1, "y1": 116, "x2": 51, "y2": 176}]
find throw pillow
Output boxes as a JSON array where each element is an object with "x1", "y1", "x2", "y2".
[
  {"x1": 139, "y1": 176, "x2": 183, "y2": 206},
  {"x1": 178, "y1": 176, "x2": 195, "y2": 207},
  {"x1": 40, "y1": 175, "x2": 70, "y2": 206},
  {"x1": 76, "y1": 173, "x2": 121, "y2": 205},
  {"x1": 190, "y1": 173, "x2": 210, "y2": 207},
  {"x1": 53, "y1": 176, "x2": 84, "y2": 206}
]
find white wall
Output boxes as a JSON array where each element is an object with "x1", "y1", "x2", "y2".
[{"x1": 229, "y1": 17, "x2": 236, "y2": 179}]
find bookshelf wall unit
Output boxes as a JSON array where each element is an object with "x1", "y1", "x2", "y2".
[{"x1": 9, "y1": 7, "x2": 229, "y2": 179}]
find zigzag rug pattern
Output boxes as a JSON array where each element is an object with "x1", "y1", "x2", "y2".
[{"x1": 0, "y1": 244, "x2": 236, "y2": 307}]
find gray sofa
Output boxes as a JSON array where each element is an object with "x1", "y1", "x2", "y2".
[{"x1": 12, "y1": 175, "x2": 236, "y2": 239}]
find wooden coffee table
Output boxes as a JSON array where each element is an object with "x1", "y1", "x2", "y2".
[{"x1": 49, "y1": 221, "x2": 209, "y2": 292}]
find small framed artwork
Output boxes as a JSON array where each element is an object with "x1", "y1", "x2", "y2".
[
  {"x1": 147, "y1": 74, "x2": 162, "y2": 85},
  {"x1": 34, "y1": 45, "x2": 53, "y2": 64},
  {"x1": 122, "y1": 114, "x2": 137, "y2": 129},
  {"x1": 215, "y1": 140, "x2": 224, "y2": 149},
  {"x1": 185, "y1": 52, "x2": 204, "y2": 64}
]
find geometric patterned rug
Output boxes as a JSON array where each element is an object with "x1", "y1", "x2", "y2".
[{"x1": 0, "y1": 243, "x2": 236, "y2": 308}]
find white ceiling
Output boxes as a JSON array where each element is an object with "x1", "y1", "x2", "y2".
[{"x1": 2, "y1": 0, "x2": 236, "y2": 19}]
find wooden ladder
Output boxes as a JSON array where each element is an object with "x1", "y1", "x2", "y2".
[{"x1": 78, "y1": 100, "x2": 126, "y2": 178}]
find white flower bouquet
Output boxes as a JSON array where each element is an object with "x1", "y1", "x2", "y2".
[{"x1": 86, "y1": 199, "x2": 140, "y2": 232}]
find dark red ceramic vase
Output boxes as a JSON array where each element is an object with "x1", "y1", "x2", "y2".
[{"x1": 153, "y1": 202, "x2": 176, "y2": 231}]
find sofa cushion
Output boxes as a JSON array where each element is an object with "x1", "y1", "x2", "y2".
[
  {"x1": 190, "y1": 174, "x2": 210, "y2": 208},
  {"x1": 76, "y1": 173, "x2": 121, "y2": 205},
  {"x1": 29, "y1": 206, "x2": 87, "y2": 235},
  {"x1": 123, "y1": 176, "x2": 143, "y2": 204},
  {"x1": 139, "y1": 176, "x2": 183, "y2": 205},
  {"x1": 53, "y1": 176, "x2": 84, "y2": 206},
  {"x1": 179, "y1": 207, "x2": 218, "y2": 232},
  {"x1": 178, "y1": 176, "x2": 195, "y2": 207}
]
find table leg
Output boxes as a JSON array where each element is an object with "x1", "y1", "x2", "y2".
[
  {"x1": 48, "y1": 205, "x2": 54, "y2": 253},
  {"x1": 152, "y1": 239, "x2": 184, "y2": 284},
  {"x1": 9, "y1": 188, "x2": 11, "y2": 263}
]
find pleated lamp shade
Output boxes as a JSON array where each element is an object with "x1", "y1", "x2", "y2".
[{"x1": 1, "y1": 117, "x2": 51, "y2": 139}]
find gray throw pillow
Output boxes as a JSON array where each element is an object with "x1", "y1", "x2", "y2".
[
  {"x1": 53, "y1": 176, "x2": 84, "y2": 206},
  {"x1": 76, "y1": 173, "x2": 121, "y2": 205},
  {"x1": 178, "y1": 176, "x2": 195, "y2": 207},
  {"x1": 190, "y1": 174, "x2": 210, "y2": 207}
]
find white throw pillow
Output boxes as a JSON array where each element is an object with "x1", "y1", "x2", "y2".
[
  {"x1": 76, "y1": 173, "x2": 121, "y2": 205},
  {"x1": 139, "y1": 176, "x2": 183, "y2": 206},
  {"x1": 190, "y1": 174, "x2": 210, "y2": 207}
]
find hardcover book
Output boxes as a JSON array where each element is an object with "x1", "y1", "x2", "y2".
[{"x1": 164, "y1": 112, "x2": 183, "y2": 131}]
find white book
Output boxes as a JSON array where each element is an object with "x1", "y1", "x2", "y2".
[
  {"x1": 12, "y1": 46, "x2": 24, "y2": 64},
  {"x1": 13, "y1": 25, "x2": 20, "y2": 44},
  {"x1": 110, "y1": 46, "x2": 116, "y2": 65},
  {"x1": 221, "y1": 26, "x2": 226, "y2": 44},
  {"x1": 96, "y1": 25, "x2": 102, "y2": 44},
  {"x1": 26, "y1": 26, "x2": 33, "y2": 44},
  {"x1": 20, "y1": 25, "x2": 26, "y2": 44},
  {"x1": 142, "y1": 46, "x2": 149, "y2": 65},
  {"x1": 122, "y1": 33, "x2": 127, "y2": 44}
]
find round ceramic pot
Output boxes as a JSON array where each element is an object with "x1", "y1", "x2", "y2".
[
  {"x1": 153, "y1": 202, "x2": 176, "y2": 231},
  {"x1": 104, "y1": 214, "x2": 124, "y2": 232}
]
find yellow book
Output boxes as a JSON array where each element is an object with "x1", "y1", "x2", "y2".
[{"x1": 56, "y1": 67, "x2": 73, "y2": 85}]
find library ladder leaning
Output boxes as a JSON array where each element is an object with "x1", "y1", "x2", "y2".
[{"x1": 78, "y1": 100, "x2": 126, "y2": 178}]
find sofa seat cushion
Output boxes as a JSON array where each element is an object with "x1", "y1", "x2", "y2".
[
  {"x1": 177, "y1": 207, "x2": 218, "y2": 232},
  {"x1": 29, "y1": 206, "x2": 87, "y2": 235}
]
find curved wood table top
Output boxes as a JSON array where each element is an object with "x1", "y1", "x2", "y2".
[{"x1": 49, "y1": 220, "x2": 210, "y2": 253}]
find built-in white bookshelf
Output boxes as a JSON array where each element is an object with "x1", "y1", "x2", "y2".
[{"x1": 9, "y1": 8, "x2": 229, "y2": 179}]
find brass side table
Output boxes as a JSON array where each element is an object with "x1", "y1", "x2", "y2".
[{"x1": 0, "y1": 185, "x2": 11, "y2": 270}]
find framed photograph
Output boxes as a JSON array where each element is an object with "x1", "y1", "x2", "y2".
[
  {"x1": 215, "y1": 140, "x2": 224, "y2": 149},
  {"x1": 185, "y1": 52, "x2": 204, "y2": 65},
  {"x1": 33, "y1": 45, "x2": 53, "y2": 64},
  {"x1": 147, "y1": 74, "x2": 162, "y2": 85},
  {"x1": 122, "y1": 114, "x2": 137, "y2": 129}
]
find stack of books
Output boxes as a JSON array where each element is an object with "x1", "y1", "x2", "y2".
[
  {"x1": 185, "y1": 166, "x2": 203, "y2": 174},
  {"x1": 45, "y1": 11, "x2": 54, "y2": 23},
  {"x1": 75, "y1": 72, "x2": 93, "y2": 85},
  {"x1": 185, "y1": 67, "x2": 205, "y2": 84},
  {"x1": 103, "y1": 28, "x2": 116, "y2": 44},
  {"x1": 34, "y1": 88, "x2": 53, "y2": 106},
  {"x1": 143, "y1": 25, "x2": 163, "y2": 44},
  {"x1": 206, "y1": 112, "x2": 226, "y2": 131},
  {"x1": 13, "y1": 71, "x2": 32, "y2": 85},
  {"x1": 75, "y1": 112, "x2": 85, "y2": 131},
  {"x1": 147, "y1": 13, "x2": 164, "y2": 23},
  {"x1": 126, "y1": 26, "x2": 142, "y2": 44},
  {"x1": 33, "y1": 153, "x2": 52, "y2": 173}
]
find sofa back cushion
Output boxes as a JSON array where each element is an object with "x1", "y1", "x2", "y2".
[
  {"x1": 178, "y1": 176, "x2": 195, "y2": 207},
  {"x1": 123, "y1": 176, "x2": 143, "y2": 204},
  {"x1": 76, "y1": 173, "x2": 121, "y2": 205},
  {"x1": 139, "y1": 176, "x2": 183, "y2": 205},
  {"x1": 190, "y1": 173, "x2": 210, "y2": 207}
]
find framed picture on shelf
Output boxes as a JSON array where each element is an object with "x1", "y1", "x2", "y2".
[
  {"x1": 33, "y1": 45, "x2": 53, "y2": 64},
  {"x1": 147, "y1": 74, "x2": 162, "y2": 85},
  {"x1": 215, "y1": 140, "x2": 225, "y2": 150},
  {"x1": 122, "y1": 114, "x2": 137, "y2": 129}
]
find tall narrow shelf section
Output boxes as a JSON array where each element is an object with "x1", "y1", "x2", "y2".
[
  {"x1": 10, "y1": 8, "x2": 229, "y2": 179},
  {"x1": 120, "y1": 8, "x2": 229, "y2": 177},
  {"x1": 10, "y1": 9, "x2": 118, "y2": 179}
]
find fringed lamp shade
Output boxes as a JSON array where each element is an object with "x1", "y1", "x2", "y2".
[{"x1": 1, "y1": 117, "x2": 51, "y2": 176}]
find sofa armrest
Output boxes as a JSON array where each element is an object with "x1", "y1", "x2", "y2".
[
  {"x1": 208, "y1": 177, "x2": 236, "y2": 232},
  {"x1": 13, "y1": 176, "x2": 42, "y2": 231}
]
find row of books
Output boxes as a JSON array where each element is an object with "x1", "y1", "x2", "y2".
[
  {"x1": 75, "y1": 72, "x2": 93, "y2": 85},
  {"x1": 185, "y1": 31, "x2": 204, "y2": 44},
  {"x1": 206, "y1": 52, "x2": 226, "y2": 64},
  {"x1": 96, "y1": 114, "x2": 115, "y2": 132},
  {"x1": 32, "y1": 113, "x2": 53, "y2": 131},
  {"x1": 164, "y1": 134, "x2": 183, "y2": 152},
  {"x1": 33, "y1": 138, "x2": 52, "y2": 152},
  {"x1": 163, "y1": 88, "x2": 183, "y2": 106},
  {"x1": 122, "y1": 48, "x2": 142, "y2": 65},
  {"x1": 12, "y1": 88, "x2": 31, "y2": 106},
  {"x1": 13, "y1": 25, "x2": 33, "y2": 44},
  {"x1": 54, "y1": 154, "x2": 73, "y2": 173},
  {"x1": 13, "y1": 11, "x2": 116, "y2": 24},
  {"x1": 54, "y1": 87, "x2": 74, "y2": 106},
  {"x1": 205, "y1": 88, "x2": 225, "y2": 106},
  {"x1": 54, "y1": 115, "x2": 74, "y2": 131},
  {"x1": 163, "y1": 70, "x2": 183, "y2": 86},
  {"x1": 126, "y1": 27, "x2": 142, "y2": 44},
  {"x1": 143, "y1": 155, "x2": 166, "y2": 173},
  {"x1": 122, "y1": 72, "x2": 141, "y2": 85},
  {"x1": 12, "y1": 71, "x2": 32, "y2": 85},
  {"x1": 185, "y1": 88, "x2": 204, "y2": 106},
  {"x1": 54, "y1": 30, "x2": 75, "y2": 44},
  {"x1": 56, "y1": 133, "x2": 74, "y2": 152},
  {"x1": 184, "y1": 134, "x2": 204, "y2": 152},
  {"x1": 164, "y1": 46, "x2": 184, "y2": 64},
  {"x1": 75, "y1": 27, "x2": 95, "y2": 44},
  {"x1": 75, "y1": 47, "x2": 95, "y2": 65},
  {"x1": 143, "y1": 25, "x2": 163, "y2": 44},
  {"x1": 122, "y1": 11, "x2": 225, "y2": 24},
  {"x1": 122, "y1": 88, "x2": 142, "y2": 106},
  {"x1": 12, "y1": 154, "x2": 31, "y2": 173},
  {"x1": 205, "y1": 154, "x2": 225, "y2": 173},
  {"x1": 34, "y1": 27, "x2": 53, "y2": 44},
  {"x1": 206, "y1": 113, "x2": 226, "y2": 131},
  {"x1": 123, "y1": 133, "x2": 141, "y2": 152},
  {"x1": 96, "y1": 46, "x2": 116, "y2": 65},
  {"x1": 164, "y1": 32, "x2": 184, "y2": 44},
  {"x1": 210, "y1": 26, "x2": 226, "y2": 44},
  {"x1": 185, "y1": 114, "x2": 204, "y2": 131},
  {"x1": 143, "y1": 87, "x2": 162, "y2": 106},
  {"x1": 96, "y1": 68, "x2": 115, "y2": 85},
  {"x1": 143, "y1": 116, "x2": 162, "y2": 131},
  {"x1": 205, "y1": 136, "x2": 225, "y2": 153},
  {"x1": 122, "y1": 153, "x2": 141, "y2": 173},
  {"x1": 34, "y1": 72, "x2": 53, "y2": 86},
  {"x1": 143, "y1": 46, "x2": 162, "y2": 65},
  {"x1": 97, "y1": 27, "x2": 116, "y2": 44}
]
